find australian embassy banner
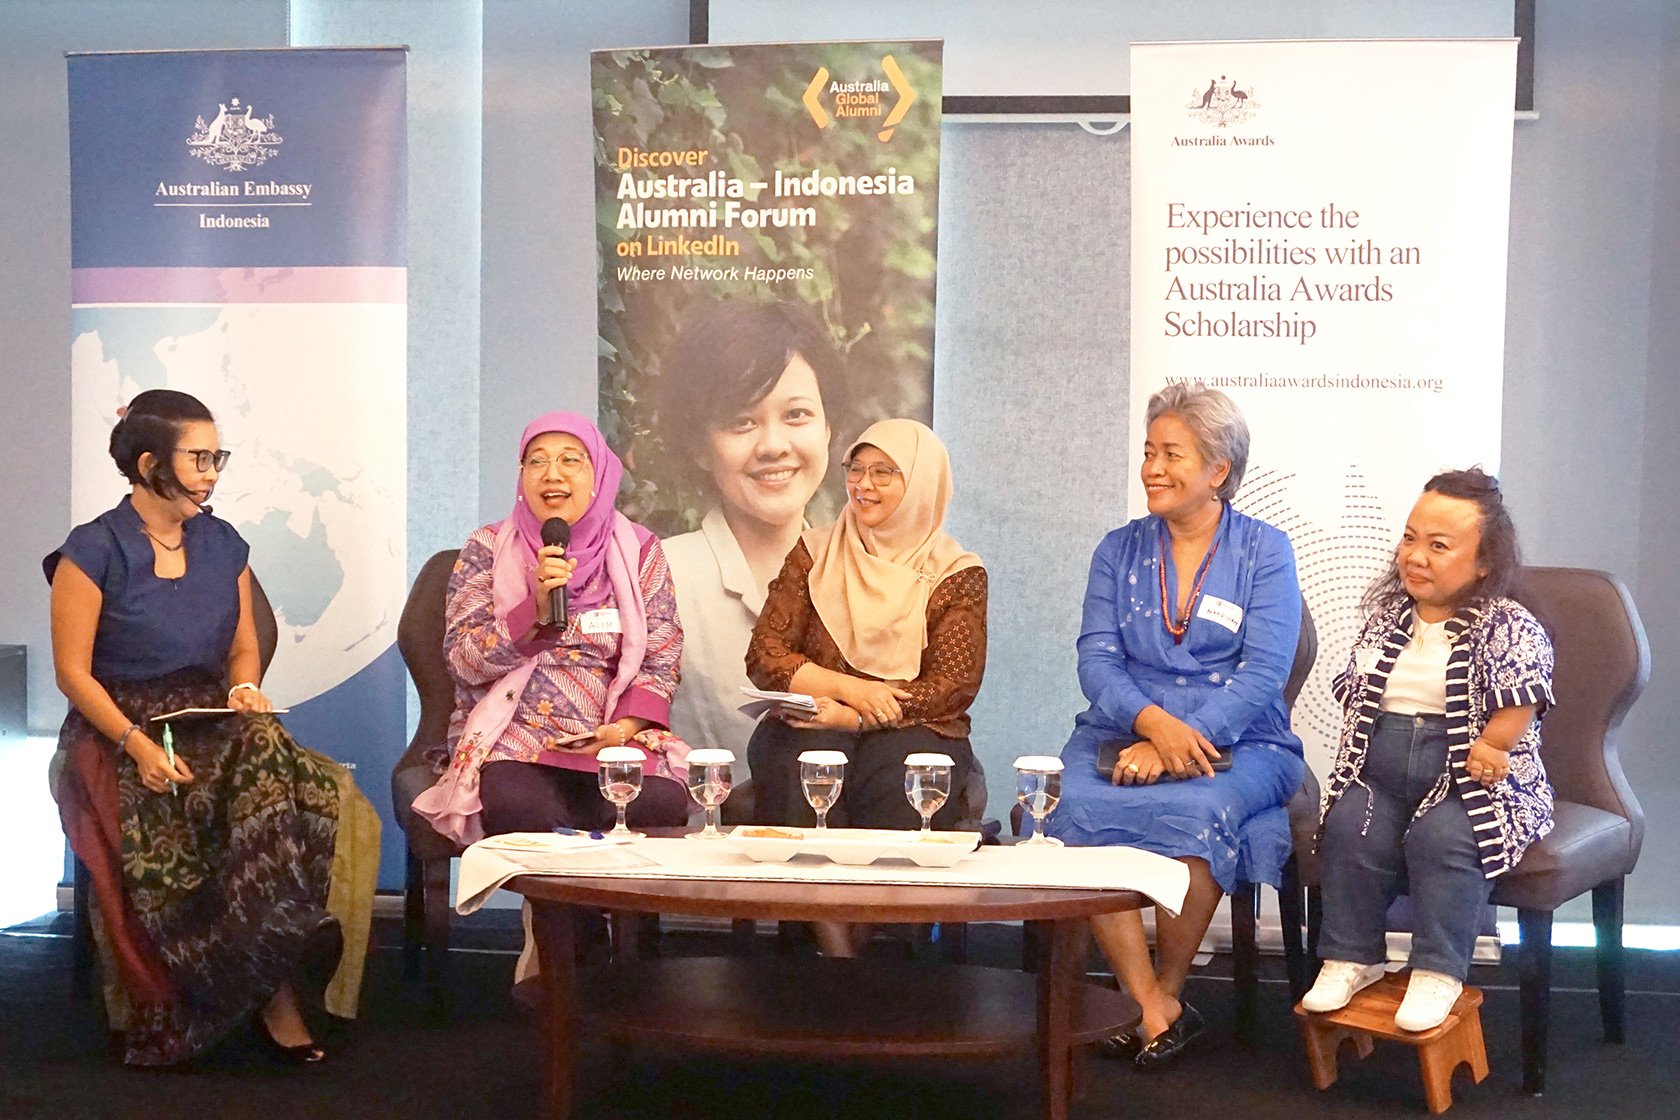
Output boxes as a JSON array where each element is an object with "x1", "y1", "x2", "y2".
[
  {"x1": 68, "y1": 49, "x2": 408, "y2": 882},
  {"x1": 593, "y1": 41, "x2": 942, "y2": 767},
  {"x1": 1130, "y1": 40, "x2": 1518, "y2": 773}
]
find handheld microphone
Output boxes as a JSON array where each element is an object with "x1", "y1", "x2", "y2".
[{"x1": 540, "y1": 517, "x2": 571, "y2": 630}]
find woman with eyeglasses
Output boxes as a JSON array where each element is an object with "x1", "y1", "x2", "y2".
[
  {"x1": 413, "y1": 412, "x2": 692, "y2": 846},
  {"x1": 46, "y1": 390, "x2": 379, "y2": 1066},
  {"x1": 745, "y1": 419, "x2": 986, "y2": 952}
]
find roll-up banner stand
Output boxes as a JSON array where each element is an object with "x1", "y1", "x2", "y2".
[
  {"x1": 67, "y1": 49, "x2": 410, "y2": 887},
  {"x1": 593, "y1": 41, "x2": 943, "y2": 771}
]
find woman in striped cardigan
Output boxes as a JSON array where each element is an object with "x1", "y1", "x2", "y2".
[{"x1": 1303, "y1": 468, "x2": 1555, "y2": 1033}]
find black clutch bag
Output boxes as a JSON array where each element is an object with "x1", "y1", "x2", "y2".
[{"x1": 1095, "y1": 736, "x2": 1233, "y2": 779}]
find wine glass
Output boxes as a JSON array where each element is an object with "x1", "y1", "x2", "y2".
[
  {"x1": 903, "y1": 752, "x2": 953, "y2": 836},
  {"x1": 798, "y1": 749, "x2": 847, "y2": 831},
  {"x1": 596, "y1": 745, "x2": 646, "y2": 838},
  {"x1": 1014, "y1": 756, "x2": 1064, "y2": 846},
  {"x1": 683, "y1": 748, "x2": 734, "y2": 840}
]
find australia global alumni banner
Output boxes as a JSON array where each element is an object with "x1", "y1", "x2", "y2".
[
  {"x1": 592, "y1": 39, "x2": 943, "y2": 769},
  {"x1": 1129, "y1": 39, "x2": 1518, "y2": 773},
  {"x1": 67, "y1": 48, "x2": 409, "y2": 884}
]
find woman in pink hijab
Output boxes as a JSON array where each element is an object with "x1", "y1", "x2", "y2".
[{"x1": 414, "y1": 412, "x2": 690, "y2": 842}]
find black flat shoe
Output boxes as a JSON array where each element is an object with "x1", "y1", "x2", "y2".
[
  {"x1": 1133, "y1": 1002, "x2": 1204, "y2": 1072},
  {"x1": 254, "y1": 1014, "x2": 326, "y2": 1065},
  {"x1": 1095, "y1": 1017, "x2": 1144, "y2": 1059}
]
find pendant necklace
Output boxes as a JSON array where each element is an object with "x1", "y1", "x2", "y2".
[{"x1": 143, "y1": 526, "x2": 184, "y2": 552}]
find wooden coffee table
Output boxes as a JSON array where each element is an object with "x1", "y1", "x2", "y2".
[{"x1": 505, "y1": 872, "x2": 1145, "y2": 1120}]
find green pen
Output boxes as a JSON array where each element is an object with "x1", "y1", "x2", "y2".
[{"x1": 162, "y1": 722, "x2": 178, "y2": 796}]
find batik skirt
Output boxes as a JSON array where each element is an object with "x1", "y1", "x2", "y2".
[{"x1": 54, "y1": 670, "x2": 378, "y2": 1065}]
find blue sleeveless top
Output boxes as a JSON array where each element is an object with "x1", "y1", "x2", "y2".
[{"x1": 44, "y1": 497, "x2": 249, "y2": 683}]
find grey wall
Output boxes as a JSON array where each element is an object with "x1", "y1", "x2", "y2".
[
  {"x1": 291, "y1": 0, "x2": 487, "y2": 587},
  {"x1": 935, "y1": 123, "x2": 1130, "y2": 805},
  {"x1": 478, "y1": 0, "x2": 687, "y2": 510},
  {"x1": 1634, "y1": 0, "x2": 1680, "y2": 931},
  {"x1": 1, "y1": 1, "x2": 1676, "y2": 921},
  {"x1": 1500, "y1": 1, "x2": 1680, "y2": 922}
]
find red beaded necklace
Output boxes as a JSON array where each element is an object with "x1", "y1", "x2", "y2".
[{"x1": 1159, "y1": 525, "x2": 1220, "y2": 644}]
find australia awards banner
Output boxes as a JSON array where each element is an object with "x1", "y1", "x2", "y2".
[
  {"x1": 68, "y1": 49, "x2": 408, "y2": 882},
  {"x1": 1130, "y1": 40, "x2": 1518, "y2": 773},
  {"x1": 593, "y1": 40, "x2": 942, "y2": 766}
]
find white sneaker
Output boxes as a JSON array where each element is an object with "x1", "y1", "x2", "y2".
[
  {"x1": 1394, "y1": 969, "x2": 1463, "y2": 1032},
  {"x1": 1301, "y1": 960, "x2": 1387, "y2": 1012}
]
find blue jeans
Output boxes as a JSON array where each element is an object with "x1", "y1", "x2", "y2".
[{"x1": 1318, "y1": 713, "x2": 1492, "y2": 980}]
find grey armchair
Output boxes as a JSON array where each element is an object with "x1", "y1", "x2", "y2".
[
  {"x1": 1492, "y1": 567, "x2": 1648, "y2": 1094},
  {"x1": 389, "y1": 549, "x2": 466, "y2": 1004}
]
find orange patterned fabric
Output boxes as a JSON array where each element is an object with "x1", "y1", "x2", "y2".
[{"x1": 746, "y1": 540, "x2": 987, "y2": 739}]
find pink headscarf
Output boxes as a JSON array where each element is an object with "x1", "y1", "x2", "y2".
[{"x1": 511, "y1": 411, "x2": 634, "y2": 612}]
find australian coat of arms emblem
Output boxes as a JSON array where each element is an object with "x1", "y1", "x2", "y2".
[
  {"x1": 187, "y1": 97, "x2": 282, "y2": 171},
  {"x1": 1186, "y1": 76, "x2": 1258, "y2": 128}
]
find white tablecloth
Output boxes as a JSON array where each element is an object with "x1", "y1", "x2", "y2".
[{"x1": 456, "y1": 834, "x2": 1190, "y2": 917}]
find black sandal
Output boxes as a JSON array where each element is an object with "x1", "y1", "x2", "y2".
[
  {"x1": 1095, "y1": 1017, "x2": 1144, "y2": 1058},
  {"x1": 1133, "y1": 1002, "x2": 1204, "y2": 1071},
  {"x1": 254, "y1": 1013, "x2": 326, "y2": 1065}
]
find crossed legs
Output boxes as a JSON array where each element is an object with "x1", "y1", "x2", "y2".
[{"x1": 1090, "y1": 856, "x2": 1224, "y2": 1041}]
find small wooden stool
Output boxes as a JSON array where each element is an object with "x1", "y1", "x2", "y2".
[{"x1": 1295, "y1": 970, "x2": 1488, "y2": 1114}]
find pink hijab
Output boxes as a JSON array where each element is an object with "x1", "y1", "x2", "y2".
[
  {"x1": 412, "y1": 412, "x2": 658, "y2": 845},
  {"x1": 508, "y1": 411, "x2": 632, "y2": 612}
]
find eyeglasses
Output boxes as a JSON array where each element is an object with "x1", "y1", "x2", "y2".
[
  {"x1": 522, "y1": 453, "x2": 590, "y2": 475},
  {"x1": 177, "y1": 448, "x2": 231, "y2": 472},
  {"x1": 843, "y1": 461, "x2": 903, "y2": 486}
]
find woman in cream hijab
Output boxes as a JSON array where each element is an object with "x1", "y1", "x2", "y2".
[{"x1": 745, "y1": 418, "x2": 988, "y2": 855}]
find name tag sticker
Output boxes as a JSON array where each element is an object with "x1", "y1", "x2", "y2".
[
  {"x1": 1354, "y1": 647, "x2": 1381, "y2": 674},
  {"x1": 580, "y1": 608, "x2": 622, "y2": 635},
  {"x1": 1196, "y1": 594, "x2": 1244, "y2": 633}
]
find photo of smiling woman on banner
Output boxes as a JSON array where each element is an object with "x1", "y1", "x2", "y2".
[{"x1": 658, "y1": 300, "x2": 846, "y2": 756}]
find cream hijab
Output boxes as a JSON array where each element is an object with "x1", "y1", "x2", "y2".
[{"x1": 802, "y1": 419, "x2": 982, "y2": 681}]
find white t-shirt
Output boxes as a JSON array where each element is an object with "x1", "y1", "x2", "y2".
[{"x1": 1379, "y1": 614, "x2": 1452, "y2": 715}]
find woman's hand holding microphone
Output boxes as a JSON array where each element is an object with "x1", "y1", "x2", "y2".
[{"x1": 532, "y1": 545, "x2": 577, "y2": 623}]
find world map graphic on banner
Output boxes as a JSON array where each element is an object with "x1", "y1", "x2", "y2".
[
  {"x1": 592, "y1": 40, "x2": 943, "y2": 769},
  {"x1": 68, "y1": 303, "x2": 407, "y2": 710}
]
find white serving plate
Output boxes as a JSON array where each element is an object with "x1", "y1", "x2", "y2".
[
  {"x1": 723, "y1": 827, "x2": 810, "y2": 863},
  {"x1": 723, "y1": 827, "x2": 980, "y2": 868}
]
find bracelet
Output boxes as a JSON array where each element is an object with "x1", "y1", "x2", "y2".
[
  {"x1": 229, "y1": 682, "x2": 258, "y2": 702},
  {"x1": 117, "y1": 724, "x2": 141, "y2": 751}
]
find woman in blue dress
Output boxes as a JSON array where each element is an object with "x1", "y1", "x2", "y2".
[
  {"x1": 48, "y1": 390, "x2": 377, "y2": 1066},
  {"x1": 1048, "y1": 381, "x2": 1304, "y2": 1069}
]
